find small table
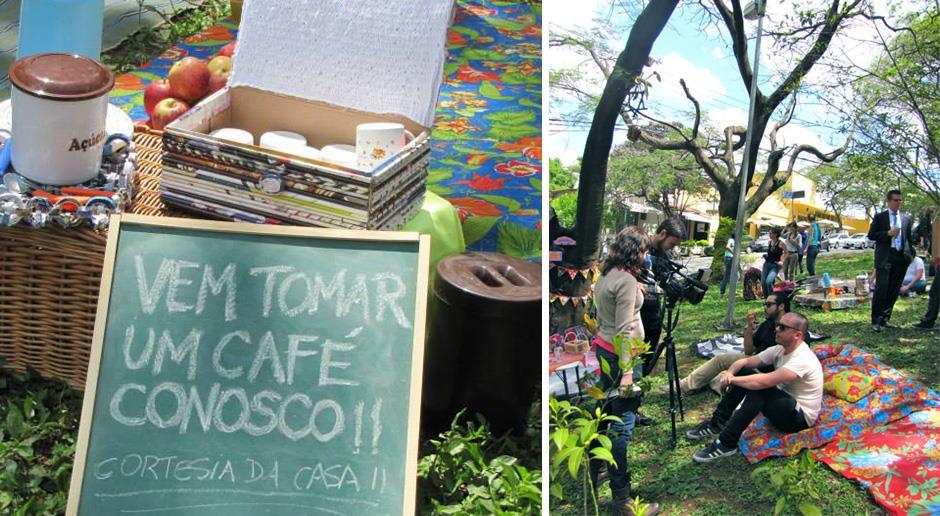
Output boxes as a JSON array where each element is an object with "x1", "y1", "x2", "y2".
[
  {"x1": 795, "y1": 292, "x2": 870, "y2": 312},
  {"x1": 550, "y1": 351, "x2": 586, "y2": 398}
]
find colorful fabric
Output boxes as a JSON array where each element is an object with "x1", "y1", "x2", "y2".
[
  {"x1": 432, "y1": 1, "x2": 542, "y2": 259},
  {"x1": 108, "y1": 0, "x2": 542, "y2": 260},
  {"x1": 0, "y1": 0, "x2": 204, "y2": 99},
  {"x1": 826, "y1": 369, "x2": 878, "y2": 403},
  {"x1": 739, "y1": 343, "x2": 940, "y2": 463},
  {"x1": 814, "y1": 409, "x2": 940, "y2": 515}
]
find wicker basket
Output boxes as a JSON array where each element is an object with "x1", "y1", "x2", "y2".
[{"x1": 0, "y1": 129, "x2": 186, "y2": 389}]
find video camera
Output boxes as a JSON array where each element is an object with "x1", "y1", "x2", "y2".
[{"x1": 642, "y1": 256, "x2": 709, "y2": 305}]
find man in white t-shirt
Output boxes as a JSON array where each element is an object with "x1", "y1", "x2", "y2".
[
  {"x1": 900, "y1": 255, "x2": 927, "y2": 296},
  {"x1": 686, "y1": 312, "x2": 823, "y2": 462}
]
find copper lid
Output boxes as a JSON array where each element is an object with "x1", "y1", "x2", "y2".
[
  {"x1": 434, "y1": 253, "x2": 540, "y2": 316},
  {"x1": 9, "y1": 53, "x2": 114, "y2": 102}
]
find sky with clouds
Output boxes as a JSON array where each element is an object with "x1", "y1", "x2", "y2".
[{"x1": 547, "y1": 0, "x2": 903, "y2": 168}]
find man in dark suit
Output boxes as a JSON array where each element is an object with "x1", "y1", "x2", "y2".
[{"x1": 867, "y1": 189, "x2": 914, "y2": 332}]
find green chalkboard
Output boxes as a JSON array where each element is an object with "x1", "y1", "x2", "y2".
[{"x1": 68, "y1": 214, "x2": 430, "y2": 515}]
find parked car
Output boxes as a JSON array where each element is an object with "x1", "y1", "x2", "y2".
[
  {"x1": 845, "y1": 233, "x2": 874, "y2": 250},
  {"x1": 747, "y1": 233, "x2": 770, "y2": 253},
  {"x1": 827, "y1": 231, "x2": 852, "y2": 249}
]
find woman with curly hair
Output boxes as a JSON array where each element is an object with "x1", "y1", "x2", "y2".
[{"x1": 590, "y1": 226, "x2": 659, "y2": 515}]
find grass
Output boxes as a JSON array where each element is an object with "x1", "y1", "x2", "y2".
[{"x1": 551, "y1": 251, "x2": 938, "y2": 515}]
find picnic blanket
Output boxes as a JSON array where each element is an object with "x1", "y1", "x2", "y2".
[
  {"x1": 107, "y1": 0, "x2": 542, "y2": 260},
  {"x1": 813, "y1": 409, "x2": 940, "y2": 516},
  {"x1": 0, "y1": 0, "x2": 206, "y2": 99},
  {"x1": 739, "y1": 343, "x2": 940, "y2": 463}
]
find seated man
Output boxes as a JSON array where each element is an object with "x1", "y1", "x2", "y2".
[
  {"x1": 900, "y1": 254, "x2": 927, "y2": 296},
  {"x1": 686, "y1": 312, "x2": 823, "y2": 462},
  {"x1": 679, "y1": 293, "x2": 786, "y2": 395}
]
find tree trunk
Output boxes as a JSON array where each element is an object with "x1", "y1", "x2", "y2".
[{"x1": 570, "y1": 0, "x2": 680, "y2": 268}]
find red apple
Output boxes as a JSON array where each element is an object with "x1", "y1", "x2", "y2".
[
  {"x1": 150, "y1": 98, "x2": 190, "y2": 130},
  {"x1": 207, "y1": 55, "x2": 232, "y2": 75},
  {"x1": 168, "y1": 57, "x2": 210, "y2": 102},
  {"x1": 143, "y1": 79, "x2": 172, "y2": 117},
  {"x1": 218, "y1": 41, "x2": 237, "y2": 58},
  {"x1": 207, "y1": 70, "x2": 229, "y2": 94},
  {"x1": 206, "y1": 56, "x2": 232, "y2": 94}
]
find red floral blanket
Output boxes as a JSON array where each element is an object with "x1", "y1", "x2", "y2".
[
  {"x1": 813, "y1": 409, "x2": 940, "y2": 515},
  {"x1": 738, "y1": 343, "x2": 940, "y2": 463}
]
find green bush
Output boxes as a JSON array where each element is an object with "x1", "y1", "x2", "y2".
[
  {"x1": 418, "y1": 408, "x2": 542, "y2": 514},
  {"x1": 709, "y1": 217, "x2": 736, "y2": 281}
]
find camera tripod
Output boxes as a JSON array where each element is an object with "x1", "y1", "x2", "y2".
[{"x1": 644, "y1": 296, "x2": 685, "y2": 448}]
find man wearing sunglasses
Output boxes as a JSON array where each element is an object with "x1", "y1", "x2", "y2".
[
  {"x1": 679, "y1": 293, "x2": 786, "y2": 395},
  {"x1": 687, "y1": 312, "x2": 823, "y2": 463}
]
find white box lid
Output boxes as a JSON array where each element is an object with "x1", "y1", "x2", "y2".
[{"x1": 232, "y1": 0, "x2": 453, "y2": 129}]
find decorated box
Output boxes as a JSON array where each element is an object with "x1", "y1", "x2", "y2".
[{"x1": 161, "y1": 0, "x2": 452, "y2": 229}]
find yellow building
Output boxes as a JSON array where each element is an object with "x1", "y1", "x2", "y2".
[{"x1": 676, "y1": 171, "x2": 869, "y2": 240}]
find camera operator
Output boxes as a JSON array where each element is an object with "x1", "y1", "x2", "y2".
[{"x1": 640, "y1": 219, "x2": 686, "y2": 378}]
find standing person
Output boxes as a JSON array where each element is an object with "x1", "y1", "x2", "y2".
[
  {"x1": 687, "y1": 312, "x2": 823, "y2": 462},
  {"x1": 806, "y1": 214, "x2": 821, "y2": 276},
  {"x1": 679, "y1": 293, "x2": 787, "y2": 395},
  {"x1": 783, "y1": 222, "x2": 801, "y2": 281},
  {"x1": 761, "y1": 228, "x2": 786, "y2": 298},
  {"x1": 639, "y1": 218, "x2": 685, "y2": 378},
  {"x1": 867, "y1": 189, "x2": 914, "y2": 332},
  {"x1": 798, "y1": 225, "x2": 808, "y2": 274},
  {"x1": 912, "y1": 256, "x2": 940, "y2": 330},
  {"x1": 719, "y1": 235, "x2": 735, "y2": 296},
  {"x1": 914, "y1": 208, "x2": 933, "y2": 257},
  {"x1": 590, "y1": 227, "x2": 660, "y2": 516}
]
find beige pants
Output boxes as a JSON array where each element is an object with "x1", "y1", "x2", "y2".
[{"x1": 679, "y1": 352, "x2": 745, "y2": 394}]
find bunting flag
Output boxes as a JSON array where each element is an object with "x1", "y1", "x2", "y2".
[
  {"x1": 549, "y1": 263, "x2": 597, "y2": 280},
  {"x1": 549, "y1": 292, "x2": 593, "y2": 306}
]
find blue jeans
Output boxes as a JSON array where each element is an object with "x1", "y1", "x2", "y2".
[
  {"x1": 720, "y1": 255, "x2": 733, "y2": 295},
  {"x1": 806, "y1": 245, "x2": 819, "y2": 276},
  {"x1": 595, "y1": 347, "x2": 640, "y2": 490},
  {"x1": 761, "y1": 262, "x2": 780, "y2": 298},
  {"x1": 908, "y1": 279, "x2": 928, "y2": 294}
]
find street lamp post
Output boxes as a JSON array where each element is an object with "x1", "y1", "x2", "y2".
[{"x1": 722, "y1": 0, "x2": 766, "y2": 328}]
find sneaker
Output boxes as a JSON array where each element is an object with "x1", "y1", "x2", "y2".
[
  {"x1": 871, "y1": 323, "x2": 881, "y2": 333},
  {"x1": 636, "y1": 411, "x2": 655, "y2": 427},
  {"x1": 692, "y1": 440, "x2": 738, "y2": 463},
  {"x1": 912, "y1": 321, "x2": 936, "y2": 330},
  {"x1": 685, "y1": 421, "x2": 721, "y2": 440}
]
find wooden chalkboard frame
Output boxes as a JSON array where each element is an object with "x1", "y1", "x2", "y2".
[{"x1": 66, "y1": 213, "x2": 431, "y2": 515}]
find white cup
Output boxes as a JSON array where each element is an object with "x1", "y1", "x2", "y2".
[
  {"x1": 210, "y1": 128, "x2": 254, "y2": 145},
  {"x1": 321, "y1": 144, "x2": 356, "y2": 166},
  {"x1": 259, "y1": 130, "x2": 307, "y2": 152},
  {"x1": 356, "y1": 122, "x2": 414, "y2": 170}
]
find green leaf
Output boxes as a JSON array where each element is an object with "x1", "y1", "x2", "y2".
[
  {"x1": 427, "y1": 167, "x2": 454, "y2": 184},
  {"x1": 496, "y1": 222, "x2": 540, "y2": 260},
  {"x1": 443, "y1": 62, "x2": 460, "y2": 77},
  {"x1": 428, "y1": 184, "x2": 454, "y2": 197},
  {"x1": 529, "y1": 177, "x2": 542, "y2": 190},
  {"x1": 5, "y1": 403, "x2": 23, "y2": 438},
  {"x1": 519, "y1": 97, "x2": 541, "y2": 108},
  {"x1": 566, "y1": 447, "x2": 583, "y2": 478},
  {"x1": 589, "y1": 447, "x2": 614, "y2": 464},
  {"x1": 774, "y1": 497, "x2": 787, "y2": 516},
  {"x1": 585, "y1": 387, "x2": 606, "y2": 400},
  {"x1": 462, "y1": 216, "x2": 500, "y2": 245},
  {"x1": 797, "y1": 503, "x2": 822, "y2": 516},
  {"x1": 477, "y1": 194, "x2": 521, "y2": 212},
  {"x1": 480, "y1": 81, "x2": 513, "y2": 100},
  {"x1": 485, "y1": 109, "x2": 538, "y2": 126},
  {"x1": 462, "y1": 49, "x2": 508, "y2": 61},
  {"x1": 552, "y1": 428, "x2": 569, "y2": 450}
]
